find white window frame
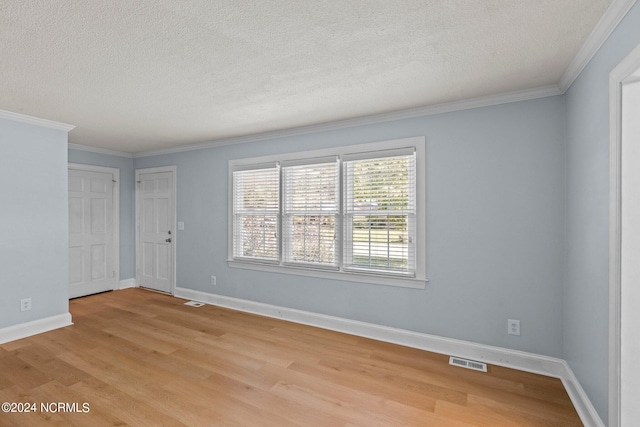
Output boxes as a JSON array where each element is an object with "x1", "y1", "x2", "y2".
[{"x1": 227, "y1": 136, "x2": 427, "y2": 289}]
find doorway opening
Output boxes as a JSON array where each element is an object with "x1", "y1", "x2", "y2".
[{"x1": 609, "y1": 42, "x2": 640, "y2": 427}]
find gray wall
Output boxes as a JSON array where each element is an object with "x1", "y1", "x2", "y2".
[
  {"x1": 0, "y1": 118, "x2": 69, "y2": 328},
  {"x1": 135, "y1": 96, "x2": 567, "y2": 357},
  {"x1": 564, "y1": 2, "x2": 640, "y2": 422},
  {"x1": 68, "y1": 149, "x2": 135, "y2": 280}
]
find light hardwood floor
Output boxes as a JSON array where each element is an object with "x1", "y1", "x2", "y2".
[{"x1": 0, "y1": 288, "x2": 582, "y2": 426}]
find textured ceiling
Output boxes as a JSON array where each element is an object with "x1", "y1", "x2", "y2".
[{"x1": 0, "y1": 0, "x2": 612, "y2": 154}]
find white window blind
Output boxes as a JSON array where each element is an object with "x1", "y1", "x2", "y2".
[
  {"x1": 232, "y1": 165, "x2": 279, "y2": 262},
  {"x1": 229, "y1": 137, "x2": 425, "y2": 288},
  {"x1": 343, "y1": 151, "x2": 416, "y2": 276},
  {"x1": 282, "y1": 159, "x2": 339, "y2": 267}
]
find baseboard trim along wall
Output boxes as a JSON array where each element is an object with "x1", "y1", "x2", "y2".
[
  {"x1": 118, "y1": 278, "x2": 137, "y2": 290},
  {"x1": 561, "y1": 361, "x2": 606, "y2": 427},
  {"x1": 174, "y1": 286, "x2": 604, "y2": 427},
  {"x1": 0, "y1": 313, "x2": 73, "y2": 345}
]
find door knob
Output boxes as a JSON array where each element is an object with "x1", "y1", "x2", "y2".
[{"x1": 165, "y1": 238, "x2": 172, "y2": 243}]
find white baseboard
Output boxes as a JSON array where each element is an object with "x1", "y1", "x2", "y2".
[
  {"x1": 561, "y1": 361, "x2": 606, "y2": 427},
  {"x1": 118, "y1": 279, "x2": 137, "y2": 290},
  {"x1": 174, "y1": 286, "x2": 604, "y2": 427},
  {"x1": 0, "y1": 313, "x2": 73, "y2": 345}
]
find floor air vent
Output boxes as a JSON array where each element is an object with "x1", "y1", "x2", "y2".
[
  {"x1": 449, "y1": 356, "x2": 487, "y2": 372},
  {"x1": 184, "y1": 301, "x2": 205, "y2": 307}
]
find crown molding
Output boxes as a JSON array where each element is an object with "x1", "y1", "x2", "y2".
[
  {"x1": 68, "y1": 143, "x2": 133, "y2": 158},
  {"x1": 134, "y1": 84, "x2": 561, "y2": 158},
  {"x1": 0, "y1": 109, "x2": 75, "y2": 132},
  {"x1": 559, "y1": 0, "x2": 638, "y2": 92}
]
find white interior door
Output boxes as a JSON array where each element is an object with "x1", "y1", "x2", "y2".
[
  {"x1": 137, "y1": 169, "x2": 175, "y2": 293},
  {"x1": 68, "y1": 168, "x2": 117, "y2": 298}
]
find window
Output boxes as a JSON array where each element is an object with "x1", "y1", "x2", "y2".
[
  {"x1": 229, "y1": 137, "x2": 426, "y2": 288},
  {"x1": 232, "y1": 164, "x2": 279, "y2": 262},
  {"x1": 282, "y1": 158, "x2": 339, "y2": 267},
  {"x1": 343, "y1": 149, "x2": 415, "y2": 276}
]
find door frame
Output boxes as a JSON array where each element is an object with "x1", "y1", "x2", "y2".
[
  {"x1": 608, "y1": 41, "x2": 640, "y2": 427},
  {"x1": 68, "y1": 163, "x2": 120, "y2": 292},
  {"x1": 135, "y1": 165, "x2": 177, "y2": 295}
]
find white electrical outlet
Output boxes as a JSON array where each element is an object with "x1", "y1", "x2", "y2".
[
  {"x1": 20, "y1": 298, "x2": 32, "y2": 312},
  {"x1": 508, "y1": 319, "x2": 520, "y2": 336},
  {"x1": 211, "y1": 275, "x2": 216, "y2": 286}
]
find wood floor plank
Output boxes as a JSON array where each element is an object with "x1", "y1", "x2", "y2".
[
  {"x1": 434, "y1": 399, "x2": 524, "y2": 427},
  {"x1": 201, "y1": 370, "x2": 347, "y2": 426},
  {"x1": 59, "y1": 348, "x2": 232, "y2": 425},
  {"x1": 0, "y1": 349, "x2": 53, "y2": 391},
  {"x1": 163, "y1": 377, "x2": 301, "y2": 427},
  {"x1": 70, "y1": 377, "x2": 187, "y2": 427},
  {"x1": 287, "y1": 356, "x2": 447, "y2": 412},
  {"x1": 169, "y1": 346, "x2": 276, "y2": 390},
  {"x1": 25, "y1": 380, "x2": 123, "y2": 427},
  {"x1": 263, "y1": 365, "x2": 442, "y2": 425},
  {"x1": 0, "y1": 288, "x2": 583, "y2": 426}
]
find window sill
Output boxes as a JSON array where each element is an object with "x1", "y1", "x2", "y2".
[{"x1": 227, "y1": 259, "x2": 428, "y2": 289}]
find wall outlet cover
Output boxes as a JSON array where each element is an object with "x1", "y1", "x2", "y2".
[
  {"x1": 20, "y1": 298, "x2": 32, "y2": 312},
  {"x1": 508, "y1": 319, "x2": 521, "y2": 336}
]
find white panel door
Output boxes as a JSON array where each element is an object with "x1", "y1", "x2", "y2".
[
  {"x1": 137, "y1": 170, "x2": 174, "y2": 293},
  {"x1": 69, "y1": 169, "x2": 116, "y2": 298}
]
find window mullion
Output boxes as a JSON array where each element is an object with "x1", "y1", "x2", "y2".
[
  {"x1": 337, "y1": 157, "x2": 343, "y2": 272},
  {"x1": 278, "y1": 163, "x2": 284, "y2": 266}
]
